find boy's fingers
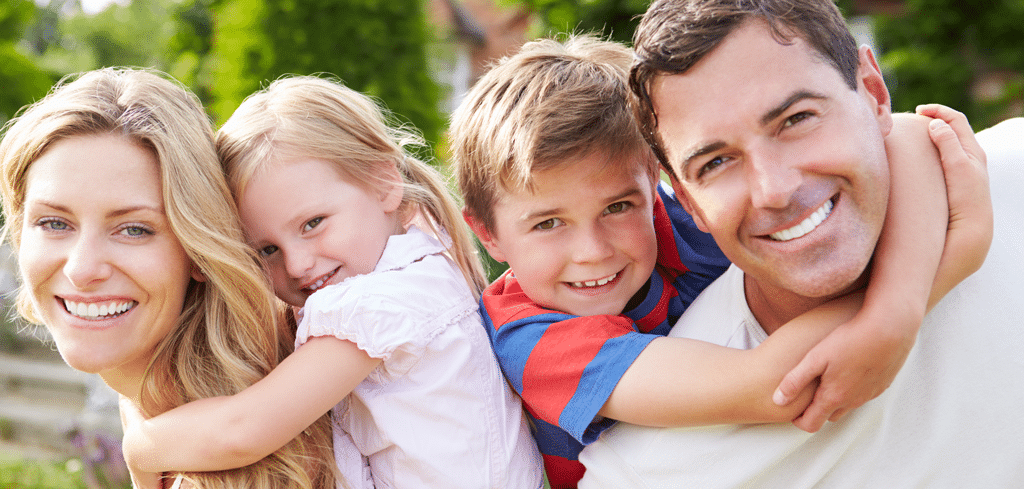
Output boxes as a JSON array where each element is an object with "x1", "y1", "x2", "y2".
[
  {"x1": 774, "y1": 355, "x2": 824, "y2": 406},
  {"x1": 918, "y1": 104, "x2": 985, "y2": 165}
]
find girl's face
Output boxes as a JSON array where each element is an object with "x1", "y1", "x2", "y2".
[
  {"x1": 19, "y1": 134, "x2": 195, "y2": 394},
  {"x1": 238, "y1": 158, "x2": 404, "y2": 307}
]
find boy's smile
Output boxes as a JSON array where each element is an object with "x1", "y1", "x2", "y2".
[{"x1": 471, "y1": 152, "x2": 659, "y2": 317}]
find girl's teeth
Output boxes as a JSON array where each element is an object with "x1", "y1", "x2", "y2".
[{"x1": 770, "y1": 199, "x2": 834, "y2": 241}]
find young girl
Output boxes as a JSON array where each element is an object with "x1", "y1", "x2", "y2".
[{"x1": 120, "y1": 76, "x2": 544, "y2": 489}]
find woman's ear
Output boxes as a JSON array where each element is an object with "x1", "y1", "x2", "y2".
[{"x1": 190, "y1": 262, "x2": 207, "y2": 282}]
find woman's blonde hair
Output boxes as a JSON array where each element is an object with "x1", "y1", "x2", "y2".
[
  {"x1": 217, "y1": 75, "x2": 487, "y2": 296},
  {"x1": 0, "y1": 68, "x2": 337, "y2": 489}
]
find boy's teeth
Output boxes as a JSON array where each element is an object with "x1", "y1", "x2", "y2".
[
  {"x1": 571, "y1": 273, "x2": 617, "y2": 288},
  {"x1": 770, "y1": 199, "x2": 834, "y2": 242},
  {"x1": 64, "y1": 299, "x2": 135, "y2": 319}
]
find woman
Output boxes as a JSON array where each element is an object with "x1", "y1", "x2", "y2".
[{"x1": 0, "y1": 68, "x2": 338, "y2": 489}]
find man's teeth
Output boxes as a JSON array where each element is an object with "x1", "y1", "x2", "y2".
[
  {"x1": 770, "y1": 200, "x2": 834, "y2": 242},
  {"x1": 64, "y1": 299, "x2": 135, "y2": 319},
  {"x1": 571, "y1": 273, "x2": 617, "y2": 288}
]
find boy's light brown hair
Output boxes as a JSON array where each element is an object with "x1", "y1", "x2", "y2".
[{"x1": 449, "y1": 34, "x2": 659, "y2": 234}]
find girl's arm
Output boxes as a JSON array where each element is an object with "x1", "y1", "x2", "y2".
[
  {"x1": 774, "y1": 109, "x2": 991, "y2": 432},
  {"x1": 121, "y1": 336, "x2": 381, "y2": 473},
  {"x1": 600, "y1": 108, "x2": 990, "y2": 428}
]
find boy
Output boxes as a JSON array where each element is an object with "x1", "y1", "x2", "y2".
[{"x1": 448, "y1": 35, "x2": 960, "y2": 488}]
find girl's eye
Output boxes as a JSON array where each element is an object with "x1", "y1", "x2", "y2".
[
  {"x1": 302, "y1": 217, "x2": 323, "y2": 232},
  {"x1": 534, "y1": 217, "x2": 563, "y2": 231},
  {"x1": 259, "y1": 244, "x2": 279, "y2": 257},
  {"x1": 604, "y1": 201, "x2": 632, "y2": 215}
]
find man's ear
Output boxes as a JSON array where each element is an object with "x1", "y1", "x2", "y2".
[
  {"x1": 463, "y1": 209, "x2": 507, "y2": 263},
  {"x1": 668, "y1": 175, "x2": 710, "y2": 233},
  {"x1": 857, "y1": 45, "x2": 893, "y2": 137}
]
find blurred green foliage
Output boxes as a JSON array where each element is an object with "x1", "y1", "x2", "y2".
[
  {"x1": 207, "y1": 0, "x2": 443, "y2": 142},
  {"x1": 875, "y1": 0, "x2": 1024, "y2": 130},
  {"x1": 0, "y1": 1, "x2": 51, "y2": 125}
]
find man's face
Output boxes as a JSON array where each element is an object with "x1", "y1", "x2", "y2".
[
  {"x1": 469, "y1": 152, "x2": 659, "y2": 317},
  {"x1": 652, "y1": 20, "x2": 893, "y2": 313}
]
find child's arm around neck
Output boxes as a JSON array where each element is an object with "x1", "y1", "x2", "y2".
[{"x1": 122, "y1": 335, "x2": 380, "y2": 473}]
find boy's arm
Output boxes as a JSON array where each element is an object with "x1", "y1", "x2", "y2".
[
  {"x1": 600, "y1": 292, "x2": 861, "y2": 426},
  {"x1": 774, "y1": 109, "x2": 991, "y2": 432},
  {"x1": 121, "y1": 336, "x2": 380, "y2": 473}
]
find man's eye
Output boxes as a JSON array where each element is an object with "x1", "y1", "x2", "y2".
[
  {"x1": 698, "y1": 156, "x2": 726, "y2": 178},
  {"x1": 302, "y1": 217, "x2": 323, "y2": 232},
  {"x1": 534, "y1": 218, "x2": 563, "y2": 230},
  {"x1": 605, "y1": 202, "x2": 632, "y2": 214},
  {"x1": 784, "y1": 111, "x2": 813, "y2": 128},
  {"x1": 259, "y1": 245, "x2": 279, "y2": 257}
]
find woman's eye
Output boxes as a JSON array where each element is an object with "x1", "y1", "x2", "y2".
[
  {"x1": 302, "y1": 217, "x2": 323, "y2": 232},
  {"x1": 259, "y1": 244, "x2": 279, "y2": 257},
  {"x1": 534, "y1": 218, "x2": 563, "y2": 230},
  {"x1": 38, "y1": 218, "x2": 70, "y2": 232},
  {"x1": 118, "y1": 225, "x2": 154, "y2": 238},
  {"x1": 605, "y1": 202, "x2": 632, "y2": 215}
]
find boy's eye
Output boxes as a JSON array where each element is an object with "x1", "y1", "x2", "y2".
[
  {"x1": 604, "y1": 201, "x2": 632, "y2": 215},
  {"x1": 302, "y1": 217, "x2": 323, "y2": 232},
  {"x1": 259, "y1": 244, "x2": 279, "y2": 257},
  {"x1": 534, "y1": 217, "x2": 563, "y2": 230}
]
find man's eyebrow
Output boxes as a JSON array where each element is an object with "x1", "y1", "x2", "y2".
[
  {"x1": 678, "y1": 141, "x2": 727, "y2": 179},
  {"x1": 759, "y1": 90, "x2": 828, "y2": 126},
  {"x1": 674, "y1": 90, "x2": 828, "y2": 178}
]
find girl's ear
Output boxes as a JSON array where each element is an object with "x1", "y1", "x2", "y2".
[{"x1": 379, "y1": 161, "x2": 404, "y2": 213}]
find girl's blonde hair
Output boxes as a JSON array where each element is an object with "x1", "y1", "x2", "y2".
[
  {"x1": 217, "y1": 75, "x2": 487, "y2": 296},
  {"x1": 0, "y1": 68, "x2": 337, "y2": 489}
]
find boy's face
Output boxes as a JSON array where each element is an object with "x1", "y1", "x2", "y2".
[{"x1": 471, "y1": 152, "x2": 659, "y2": 317}]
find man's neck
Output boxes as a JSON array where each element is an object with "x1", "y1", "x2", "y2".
[{"x1": 743, "y1": 272, "x2": 868, "y2": 335}]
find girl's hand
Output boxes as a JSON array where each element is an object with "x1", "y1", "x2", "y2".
[{"x1": 119, "y1": 396, "x2": 161, "y2": 489}]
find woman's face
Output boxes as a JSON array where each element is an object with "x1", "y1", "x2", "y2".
[{"x1": 19, "y1": 134, "x2": 195, "y2": 393}]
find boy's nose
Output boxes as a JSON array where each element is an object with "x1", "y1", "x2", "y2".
[{"x1": 571, "y1": 226, "x2": 615, "y2": 264}]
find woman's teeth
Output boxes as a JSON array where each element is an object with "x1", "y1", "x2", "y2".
[
  {"x1": 64, "y1": 300, "x2": 135, "y2": 319},
  {"x1": 570, "y1": 273, "x2": 617, "y2": 288},
  {"x1": 770, "y1": 199, "x2": 834, "y2": 242}
]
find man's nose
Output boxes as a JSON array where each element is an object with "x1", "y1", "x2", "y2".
[{"x1": 746, "y1": 144, "x2": 801, "y2": 209}]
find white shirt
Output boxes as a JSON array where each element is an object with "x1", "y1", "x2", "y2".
[
  {"x1": 579, "y1": 118, "x2": 1024, "y2": 488},
  {"x1": 297, "y1": 227, "x2": 543, "y2": 489}
]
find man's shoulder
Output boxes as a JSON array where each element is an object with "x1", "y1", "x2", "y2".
[
  {"x1": 667, "y1": 265, "x2": 766, "y2": 349},
  {"x1": 977, "y1": 117, "x2": 1024, "y2": 165}
]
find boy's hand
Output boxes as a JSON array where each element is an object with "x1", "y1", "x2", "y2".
[
  {"x1": 774, "y1": 105, "x2": 990, "y2": 433},
  {"x1": 119, "y1": 395, "x2": 161, "y2": 489},
  {"x1": 916, "y1": 104, "x2": 992, "y2": 287},
  {"x1": 773, "y1": 312, "x2": 911, "y2": 432}
]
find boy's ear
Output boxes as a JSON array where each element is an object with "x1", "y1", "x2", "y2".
[
  {"x1": 668, "y1": 176, "x2": 710, "y2": 233},
  {"x1": 463, "y1": 209, "x2": 507, "y2": 263},
  {"x1": 857, "y1": 45, "x2": 893, "y2": 137}
]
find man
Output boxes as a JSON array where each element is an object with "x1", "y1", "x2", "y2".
[{"x1": 578, "y1": 0, "x2": 1024, "y2": 487}]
